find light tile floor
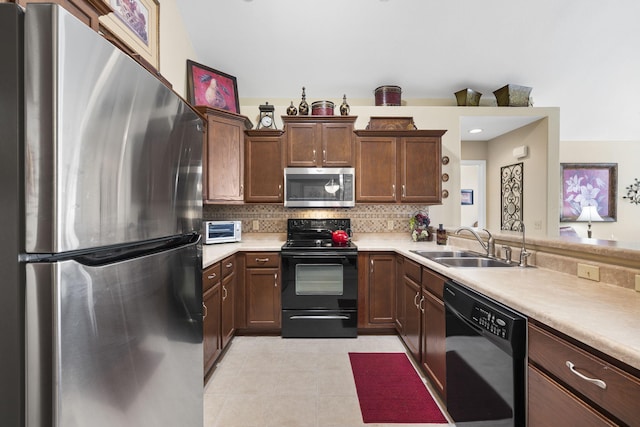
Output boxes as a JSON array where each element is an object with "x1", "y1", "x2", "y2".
[{"x1": 203, "y1": 335, "x2": 454, "y2": 427}]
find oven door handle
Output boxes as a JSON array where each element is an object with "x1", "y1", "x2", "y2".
[
  {"x1": 288, "y1": 255, "x2": 356, "y2": 260},
  {"x1": 289, "y1": 315, "x2": 350, "y2": 320}
]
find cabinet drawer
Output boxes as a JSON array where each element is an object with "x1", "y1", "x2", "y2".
[
  {"x1": 528, "y1": 365, "x2": 616, "y2": 427},
  {"x1": 403, "y1": 258, "x2": 421, "y2": 283},
  {"x1": 221, "y1": 255, "x2": 236, "y2": 278},
  {"x1": 245, "y1": 252, "x2": 280, "y2": 268},
  {"x1": 421, "y1": 267, "x2": 444, "y2": 299},
  {"x1": 528, "y1": 324, "x2": 640, "y2": 425},
  {"x1": 203, "y1": 263, "x2": 221, "y2": 292}
]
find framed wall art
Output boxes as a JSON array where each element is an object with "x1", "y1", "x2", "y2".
[
  {"x1": 186, "y1": 60, "x2": 240, "y2": 113},
  {"x1": 560, "y1": 163, "x2": 617, "y2": 222},
  {"x1": 461, "y1": 189, "x2": 474, "y2": 205},
  {"x1": 99, "y1": 0, "x2": 160, "y2": 69}
]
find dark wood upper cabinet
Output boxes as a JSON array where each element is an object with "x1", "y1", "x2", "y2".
[
  {"x1": 244, "y1": 130, "x2": 285, "y2": 203},
  {"x1": 282, "y1": 116, "x2": 356, "y2": 167},
  {"x1": 196, "y1": 106, "x2": 252, "y2": 204},
  {"x1": 355, "y1": 129, "x2": 446, "y2": 204}
]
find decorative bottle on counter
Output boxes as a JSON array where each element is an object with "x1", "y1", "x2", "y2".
[{"x1": 436, "y1": 224, "x2": 447, "y2": 245}]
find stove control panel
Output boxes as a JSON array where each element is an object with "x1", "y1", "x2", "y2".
[
  {"x1": 287, "y1": 218, "x2": 351, "y2": 232},
  {"x1": 471, "y1": 304, "x2": 510, "y2": 339}
]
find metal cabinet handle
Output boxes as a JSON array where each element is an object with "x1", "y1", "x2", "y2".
[
  {"x1": 225, "y1": 263, "x2": 233, "y2": 268},
  {"x1": 202, "y1": 302, "x2": 208, "y2": 320},
  {"x1": 322, "y1": 149, "x2": 326, "y2": 164},
  {"x1": 312, "y1": 149, "x2": 316, "y2": 162},
  {"x1": 419, "y1": 295, "x2": 425, "y2": 313},
  {"x1": 392, "y1": 184, "x2": 396, "y2": 198},
  {"x1": 414, "y1": 292, "x2": 420, "y2": 309},
  {"x1": 256, "y1": 258, "x2": 270, "y2": 263},
  {"x1": 402, "y1": 184, "x2": 406, "y2": 197},
  {"x1": 222, "y1": 285, "x2": 228, "y2": 300},
  {"x1": 207, "y1": 273, "x2": 216, "y2": 279},
  {"x1": 565, "y1": 361, "x2": 607, "y2": 389},
  {"x1": 240, "y1": 184, "x2": 244, "y2": 196},
  {"x1": 278, "y1": 184, "x2": 282, "y2": 198},
  {"x1": 370, "y1": 259, "x2": 374, "y2": 274},
  {"x1": 274, "y1": 273, "x2": 278, "y2": 287}
]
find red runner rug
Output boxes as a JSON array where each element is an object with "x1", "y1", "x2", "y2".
[{"x1": 349, "y1": 352, "x2": 448, "y2": 424}]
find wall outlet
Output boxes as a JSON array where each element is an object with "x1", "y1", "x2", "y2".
[
  {"x1": 635, "y1": 275, "x2": 640, "y2": 292},
  {"x1": 387, "y1": 220, "x2": 394, "y2": 230},
  {"x1": 577, "y1": 263, "x2": 600, "y2": 281},
  {"x1": 252, "y1": 220, "x2": 259, "y2": 231}
]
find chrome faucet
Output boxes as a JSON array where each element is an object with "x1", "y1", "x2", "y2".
[
  {"x1": 518, "y1": 223, "x2": 530, "y2": 267},
  {"x1": 454, "y1": 227, "x2": 495, "y2": 258}
]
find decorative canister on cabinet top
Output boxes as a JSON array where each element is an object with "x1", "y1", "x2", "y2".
[
  {"x1": 299, "y1": 87, "x2": 309, "y2": 115},
  {"x1": 311, "y1": 100, "x2": 335, "y2": 115},
  {"x1": 375, "y1": 85, "x2": 402, "y2": 106}
]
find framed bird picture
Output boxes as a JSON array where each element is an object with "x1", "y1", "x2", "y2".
[{"x1": 186, "y1": 60, "x2": 240, "y2": 113}]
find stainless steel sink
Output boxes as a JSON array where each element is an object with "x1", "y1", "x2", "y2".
[
  {"x1": 410, "y1": 250, "x2": 519, "y2": 267},
  {"x1": 433, "y1": 257, "x2": 518, "y2": 268},
  {"x1": 410, "y1": 250, "x2": 481, "y2": 259}
]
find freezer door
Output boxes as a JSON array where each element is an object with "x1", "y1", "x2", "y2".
[
  {"x1": 25, "y1": 243, "x2": 203, "y2": 427},
  {"x1": 24, "y1": 4, "x2": 203, "y2": 253}
]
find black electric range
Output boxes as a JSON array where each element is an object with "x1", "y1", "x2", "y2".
[{"x1": 280, "y1": 219, "x2": 358, "y2": 338}]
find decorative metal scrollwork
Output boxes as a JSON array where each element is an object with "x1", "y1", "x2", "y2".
[
  {"x1": 501, "y1": 162, "x2": 524, "y2": 230},
  {"x1": 623, "y1": 178, "x2": 640, "y2": 205}
]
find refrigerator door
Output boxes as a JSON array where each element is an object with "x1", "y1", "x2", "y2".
[
  {"x1": 25, "y1": 242, "x2": 203, "y2": 427},
  {"x1": 24, "y1": 4, "x2": 203, "y2": 254}
]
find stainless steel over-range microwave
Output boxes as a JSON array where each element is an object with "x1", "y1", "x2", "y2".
[
  {"x1": 204, "y1": 221, "x2": 242, "y2": 244},
  {"x1": 284, "y1": 167, "x2": 355, "y2": 208}
]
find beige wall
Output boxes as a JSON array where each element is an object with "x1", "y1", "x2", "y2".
[
  {"x1": 158, "y1": 0, "x2": 198, "y2": 98},
  {"x1": 560, "y1": 140, "x2": 640, "y2": 242}
]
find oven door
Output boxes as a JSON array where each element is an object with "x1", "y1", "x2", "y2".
[{"x1": 281, "y1": 252, "x2": 357, "y2": 311}]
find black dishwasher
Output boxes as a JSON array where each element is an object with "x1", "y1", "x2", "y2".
[{"x1": 444, "y1": 280, "x2": 527, "y2": 427}]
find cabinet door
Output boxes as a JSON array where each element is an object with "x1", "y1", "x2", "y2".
[
  {"x1": 221, "y1": 270, "x2": 235, "y2": 350},
  {"x1": 285, "y1": 123, "x2": 318, "y2": 167},
  {"x1": 394, "y1": 256, "x2": 404, "y2": 333},
  {"x1": 402, "y1": 276, "x2": 421, "y2": 362},
  {"x1": 204, "y1": 114, "x2": 245, "y2": 203},
  {"x1": 421, "y1": 267, "x2": 446, "y2": 398},
  {"x1": 356, "y1": 137, "x2": 397, "y2": 202},
  {"x1": 422, "y1": 289, "x2": 446, "y2": 398},
  {"x1": 400, "y1": 137, "x2": 441, "y2": 203},
  {"x1": 203, "y1": 283, "x2": 221, "y2": 375},
  {"x1": 245, "y1": 131, "x2": 284, "y2": 203},
  {"x1": 246, "y1": 267, "x2": 281, "y2": 329},
  {"x1": 322, "y1": 122, "x2": 354, "y2": 167},
  {"x1": 367, "y1": 254, "x2": 396, "y2": 325}
]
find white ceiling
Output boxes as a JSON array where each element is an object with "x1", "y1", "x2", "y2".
[{"x1": 174, "y1": 0, "x2": 640, "y2": 141}]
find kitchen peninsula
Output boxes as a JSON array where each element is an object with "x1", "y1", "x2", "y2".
[{"x1": 203, "y1": 232, "x2": 640, "y2": 370}]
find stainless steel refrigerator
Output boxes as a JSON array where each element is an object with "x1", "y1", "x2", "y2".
[{"x1": 0, "y1": 4, "x2": 204, "y2": 426}]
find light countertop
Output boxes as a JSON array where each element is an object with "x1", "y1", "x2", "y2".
[{"x1": 202, "y1": 233, "x2": 640, "y2": 372}]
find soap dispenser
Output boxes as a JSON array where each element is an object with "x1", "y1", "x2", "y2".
[{"x1": 436, "y1": 224, "x2": 447, "y2": 245}]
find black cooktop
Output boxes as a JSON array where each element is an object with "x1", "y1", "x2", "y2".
[{"x1": 282, "y1": 218, "x2": 356, "y2": 251}]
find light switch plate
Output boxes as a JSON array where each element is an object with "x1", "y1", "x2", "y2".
[
  {"x1": 635, "y1": 275, "x2": 640, "y2": 292},
  {"x1": 577, "y1": 263, "x2": 600, "y2": 281},
  {"x1": 387, "y1": 220, "x2": 394, "y2": 230},
  {"x1": 253, "y1": 220, "x2": 259, "y2": 231}
]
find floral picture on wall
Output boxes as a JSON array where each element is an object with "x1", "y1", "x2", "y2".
[{"x1": 560, "y1": 163, "x2": 617, "y2": 222}]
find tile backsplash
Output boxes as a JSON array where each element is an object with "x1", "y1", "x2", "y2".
[{"x1": 204, "y1": 204, "x2": 431, "y2": 234}]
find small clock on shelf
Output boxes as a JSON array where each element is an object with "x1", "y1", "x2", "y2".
[{"x1": 257, "y1": 102, "x2": 276, "y2": 129}]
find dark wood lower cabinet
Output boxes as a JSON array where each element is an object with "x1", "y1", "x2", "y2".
[
  {"x1": 358, "y1": 252, "x2": 396, "y2": 329},
  {"x1": 401, "y1": 274, "x2": 421, "y2": 361},
  {"x1": 220, "y1": 257, "x2": 235, "y2": 349},
  {"x1": 244, "y1": 253, "x2": 281, "y2": 329},
  {"x1": 203, "y1": 283, "x2": 221, "y2": 376}
]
